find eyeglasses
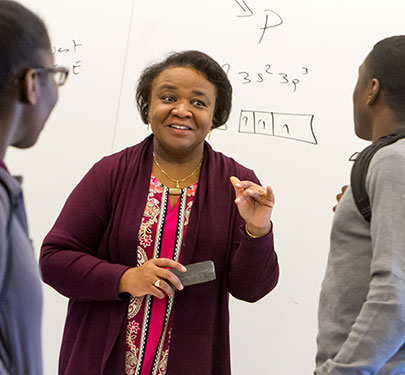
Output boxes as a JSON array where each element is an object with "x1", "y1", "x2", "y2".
[{"x1": 32, "y1": 66, "x2": 70, "y2": 87}]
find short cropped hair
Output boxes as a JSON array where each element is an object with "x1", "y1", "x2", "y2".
[
  {"x1": 136, "y1": 50, "x2": 232, "y2": 129},
  {"x1": 367, "y1": 35, "x2": 405, "y2": 117},
  {"x1": 0, "y1": 0, "x2": 51, "y2": 95}
]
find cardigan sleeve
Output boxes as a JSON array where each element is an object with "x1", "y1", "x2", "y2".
[
  {"x1": 227, "y1": 169, "x2": 279, "y2": 302},
  {"x1": 40, "y1": 159, "x2": 131, "y2": 302}
]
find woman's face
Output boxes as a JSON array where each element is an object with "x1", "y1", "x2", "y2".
[{"x1": 148, "y1": 66, "x2": 216, "y2": 157}]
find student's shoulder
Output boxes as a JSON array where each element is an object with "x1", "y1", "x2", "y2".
[
  {"x1": 371, "y1": 138, "x2": 405, "y2": 168},
  {"x1": 366, "y1": 139, "x2": 405, "y2": 193}
]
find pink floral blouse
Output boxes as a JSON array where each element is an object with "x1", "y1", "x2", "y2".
[{"x1": 125, "y1": 174, "x2": 197, "y2": 375}]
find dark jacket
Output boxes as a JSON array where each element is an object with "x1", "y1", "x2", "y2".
[
  {"x1": 0, "y1": 167, "x2": 43, "y2": 375},
  {"x1": 40, "y1": 135, "x2": 279, "y2": 375}
]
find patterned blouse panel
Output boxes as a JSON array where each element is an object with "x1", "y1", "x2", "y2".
[{"x1": 125, "y1": 175, "x2": 197, "y2": 375}]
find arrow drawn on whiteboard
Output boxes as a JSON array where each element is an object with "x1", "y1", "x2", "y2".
[{"x1": 234, "y1": 0, "x2": 253, "y2": 17}]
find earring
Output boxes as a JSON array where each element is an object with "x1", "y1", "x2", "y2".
[{"x1": 147, "y1": 123, "x2": 150, "y2": 132}]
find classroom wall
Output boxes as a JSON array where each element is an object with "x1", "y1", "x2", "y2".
[{"x1": 8, "y1": 1, "x2": 404, "y2": 373}]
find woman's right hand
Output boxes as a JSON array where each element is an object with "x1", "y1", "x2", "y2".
[{"x1": 119, "y1": 258, "x2": 186, "y2": 299}]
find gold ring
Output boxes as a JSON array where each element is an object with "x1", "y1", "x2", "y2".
[{"x1": 154, "y1": 279, "x2": 161, "y2": 288}]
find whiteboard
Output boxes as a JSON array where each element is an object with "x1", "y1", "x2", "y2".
[{"x1": 8, "y1": 1, "x2": 404, "y2": 373}]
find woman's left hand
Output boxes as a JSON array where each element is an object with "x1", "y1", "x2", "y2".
[{"x1": 230, "y1": 176, "x2": 274, "y2": 237}]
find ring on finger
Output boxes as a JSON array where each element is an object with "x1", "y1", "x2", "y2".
[{"x1": 154, "y1": 279, "x2": 161, "y2": 288}]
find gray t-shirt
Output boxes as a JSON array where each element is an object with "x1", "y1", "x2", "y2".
[
  {"x1": 316, "y1": 138, "x2": 405, "y2": 375},
  {"x1": 0, "y1": 169, "x2": 43, "y2": 375}
]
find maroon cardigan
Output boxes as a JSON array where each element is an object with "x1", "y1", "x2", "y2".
[{"x1": 40, "y1": 135, "x2": 279, "y2": 375}]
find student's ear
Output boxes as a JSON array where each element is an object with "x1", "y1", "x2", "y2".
[
  {"x1": 21, "y1": 69, "x2": 38, "y2": 105},
  {"x1": 367, "y1": 78, "x2": 380, "y2": 105}
]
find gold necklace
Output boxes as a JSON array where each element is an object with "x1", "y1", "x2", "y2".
[{"x1": 153, "y1": 152, "x2": 203, "y2": 195}]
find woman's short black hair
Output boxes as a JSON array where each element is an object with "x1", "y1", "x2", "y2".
[
  {"x1": 136, "y1": 50, "x2": 232, "y2": 129},
  {"x1": 0, "y1": 0, "x2": 51, "y2": 95},
  {"x1": 366, "y1": 35, "x2": 405, "y2": 117}
]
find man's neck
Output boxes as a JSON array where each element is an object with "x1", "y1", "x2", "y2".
[{"x1": 372, "y1": 122, "x2": 405, "y2": 142}]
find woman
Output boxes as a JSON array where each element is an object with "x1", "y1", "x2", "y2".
[
  {"x1": 0, "y1": 1, "x2": 69, "y2": 373},
  {"x1": 40, "y1": 50, "x2": 279, "y2": 375}
]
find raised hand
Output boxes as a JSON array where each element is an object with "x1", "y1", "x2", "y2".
[{"x1": 230, "y1": 176, "x2": 274, "y2": 237}]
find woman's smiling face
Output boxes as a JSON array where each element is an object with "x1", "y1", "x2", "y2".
[{"x1": 148, "y1": 66, "x2": 216, "y2": 156}]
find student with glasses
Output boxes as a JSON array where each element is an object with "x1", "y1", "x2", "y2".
[
  {"x1": 15, "y1": 67, "x2": 69, "y2": 88},
  {"x1": 0, "y1": 1, "x2": 68, "y2": 374}
]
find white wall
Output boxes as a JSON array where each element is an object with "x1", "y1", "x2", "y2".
[{"x1": 7, "y1": 1, "x2": 404, "y2": 373}]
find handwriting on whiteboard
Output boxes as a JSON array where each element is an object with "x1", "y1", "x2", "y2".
[
  {"x1": 234, "y1": 1, "x2": 283, "y2": 44},
  {"x1": 222, "y1": 63, "x2": 309, "y2": 92},
  {"x1": 52, "y1": 39, "x2": 83, "y2": 76},
  {"x1": 239, "y1": 110, "x2": 317, "y2": 145}
]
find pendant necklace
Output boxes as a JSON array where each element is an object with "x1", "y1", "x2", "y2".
[{"x1": 153, "y1": 152, "x2": 202, "y2": 195}]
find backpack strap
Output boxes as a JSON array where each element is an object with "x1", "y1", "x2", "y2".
[
  {"x1": 351, "y1": 127, "x2": 405, "y2": 222},
  {"x1": 0, "y1": 180, "x2": 13, "y2": 304}
]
